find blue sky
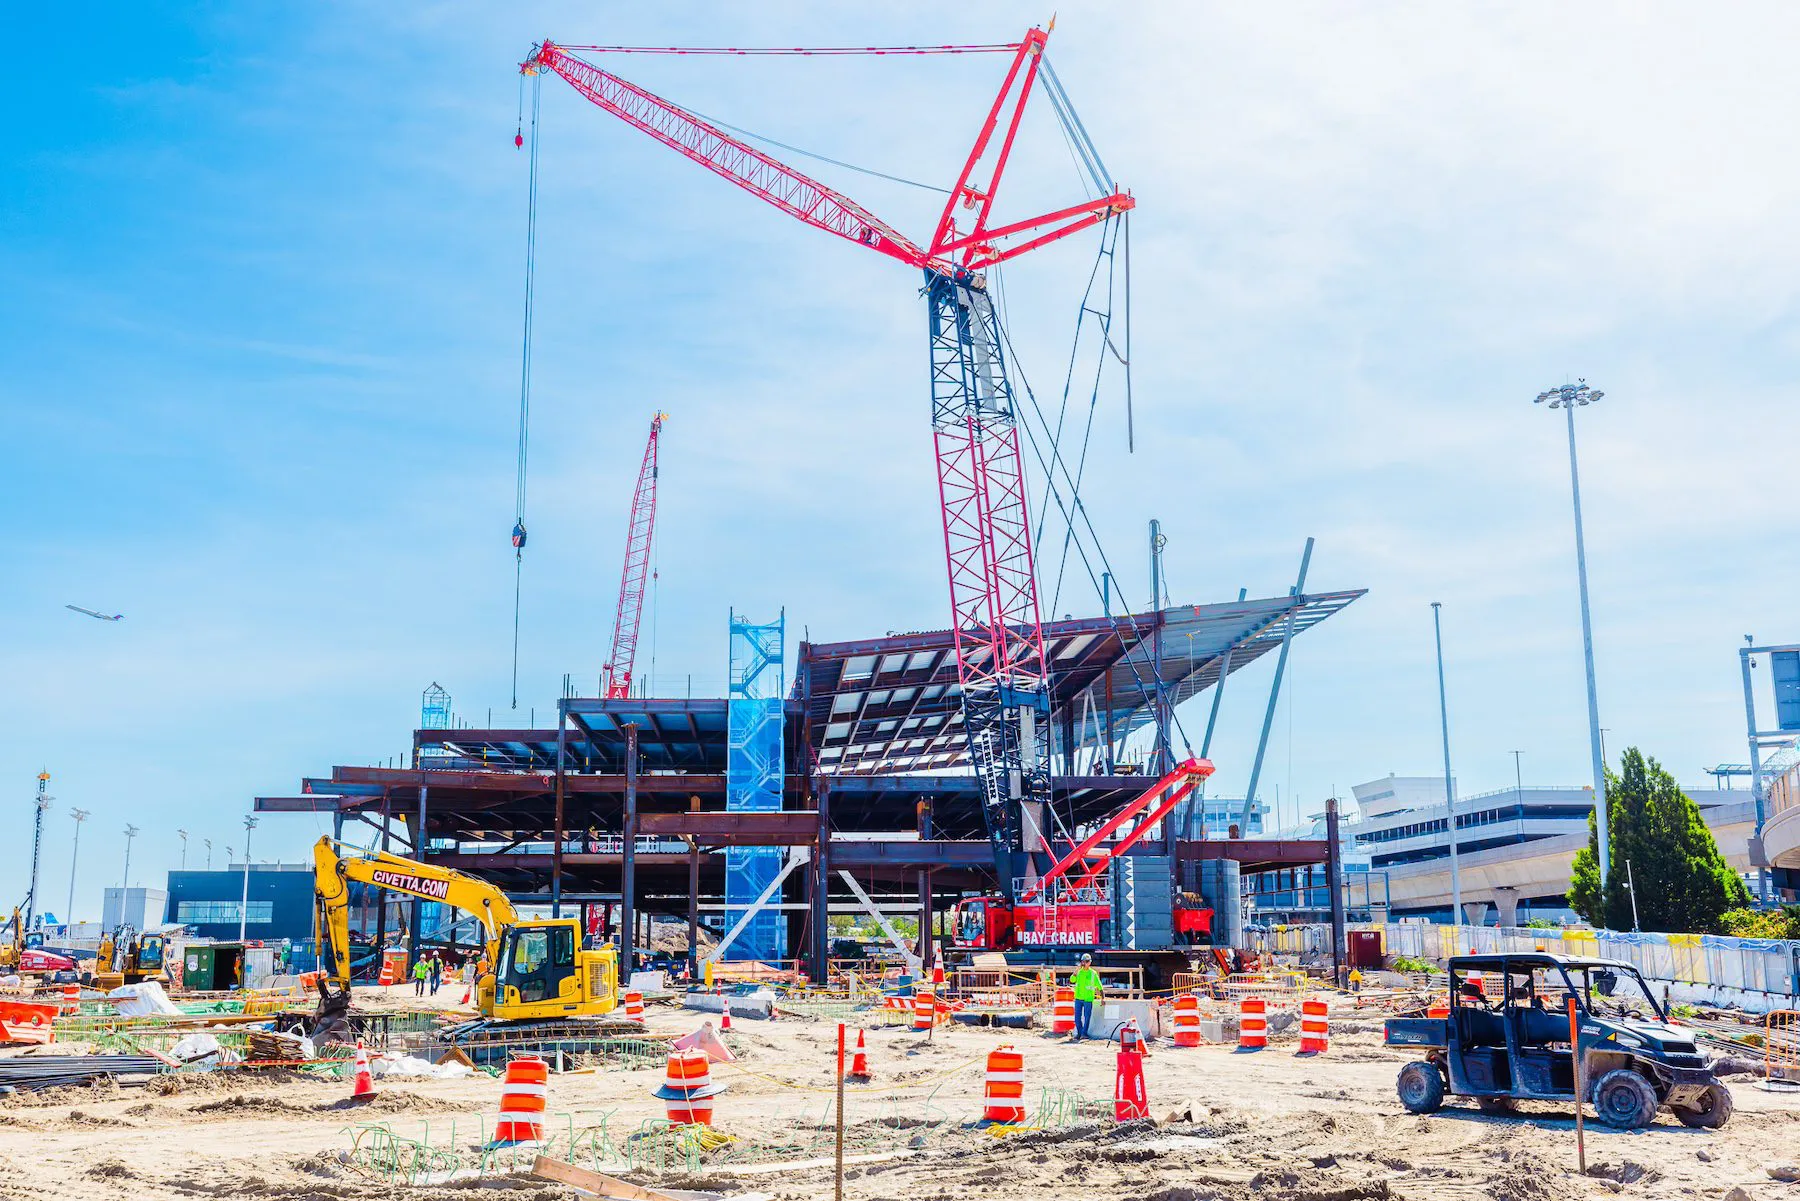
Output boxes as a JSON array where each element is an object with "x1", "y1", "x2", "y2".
[{"x1": 5, "y1": 3, "x2": 1798, "y2": 921}]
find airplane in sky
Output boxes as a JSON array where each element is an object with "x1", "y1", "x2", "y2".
[{"x1": 65, "y1": 605, "x2": 123, "y2": 622}]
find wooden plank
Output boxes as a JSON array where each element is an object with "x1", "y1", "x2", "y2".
[
  {"x1": 716, "y1": 1149, "x2": 914, "y2": 1176},
  {"x1": 530, "y1": 1156, "x2": 687, "y2": 1201}
]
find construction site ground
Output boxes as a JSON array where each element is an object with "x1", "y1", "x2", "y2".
[{"x1": 0, "y1": 985, "x2": 1793, "y2": 1201}]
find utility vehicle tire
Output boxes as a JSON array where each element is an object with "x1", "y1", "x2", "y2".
[
  {"x1": 1674, "y1": 1083, "x2": 1733, "y2": 1129},
  {"x1": 1397, "y1": 1061, "x2": 1445, "y2": 1114},
  {"x1": 1476, "y1": 1096, "x2": 1518, "y2": 1115},
  {"x1": 1592, "y1": 1068, "x2": 1659, "y2": 1129}
]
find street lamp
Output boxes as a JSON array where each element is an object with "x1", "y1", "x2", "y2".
[
  {"x1": 121, "y1": 824, "x2": 140, "y2": 897},
  {"x1": 177, "y1": 829, "x2": 188, "y2": 870},
  {"x1": 66, "y1": 809, "x2": 89, "y2": 934},
  {"x1": 1431, "y1": 603, "x2": 1462, "y2": 934},
  {"x1": 1534, "y1": 378, "x2": 1611, "y2": 890},
  {"x1": 239, "y1": 817, "x2": 258, "y2": 942},
  {"x1": 27, "y1": 772, "x2": 53, "y2": 930},
  {"x1": 204, "y1": 838, "x2": 213, "y2": 870}
]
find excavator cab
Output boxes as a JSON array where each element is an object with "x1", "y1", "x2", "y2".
[{"x1": 490, "y1": 918, "x2": 617, "y2": 1021}]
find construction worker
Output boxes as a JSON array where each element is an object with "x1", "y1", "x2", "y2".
[
  {"x1": 411, "y1": 956, "x2": 430, "y2": 997},
  {"x1": 1070, "y1": 954, "x2": 1102, "y2": 1041}
]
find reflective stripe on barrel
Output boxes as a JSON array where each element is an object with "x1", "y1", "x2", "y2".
[
  {"x1": 494, "y1": 1056, "x2": 548, "y2": 1142},
  {"x1": 1238, "y1": 997, "x2": 1267, "y2": 1050},
  {"x1": 1298, "y1": 997, "x2": 1329, "y2": 1054},
  {"x1": 663, "y1": 1049, "x2": 717, "y2": 1126},
  {"x1": 983, "y1": 1045, "x2": 1026, "y2": 1122},
  {"x1": 1172, "y1": 993, "x2": 1201, "y2": 1047}
]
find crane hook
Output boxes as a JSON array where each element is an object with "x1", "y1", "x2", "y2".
[{"x1": 515, "y1": 127, "x2": 525, "y2": 149}]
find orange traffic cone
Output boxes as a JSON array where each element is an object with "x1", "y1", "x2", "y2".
[
  {"x1": 847, "y1": 1029, "x2": 870, "y2": 1082},
  {"x1": 350, "y1": 1039, "x2": 375, "y2": 1100},
  {"x1": 720, "y1": 1004, "x2": 731, "y2": 1033}
]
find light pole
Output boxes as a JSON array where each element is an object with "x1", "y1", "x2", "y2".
[
  {"x1": 1511, "y1": 751, "x2": 1524, "y2": 806},
  {"x1": 1535, "y1": 378, "x2": 1610, "y2": 890},
  {"x1": 178, "y1": 829, "x2": 188, "y2": 870},
  {"x1": 1432, "y1": 603, "x2": 1462, "y2": 933},
  {"x1": 27, "y1": 772, "x2": 53, "y2": 929},
  {"x1": 239, "y1": 817, "x2": 258, "y2": 942},
  {"x1": 204, "y1": 838, "x2": 213, "y2": 870},
  {"x1": 122, "y1": 824, "x2": 140, "y2": 902},
  {"x1": 66, "y1": 809, "x2": 89, "y2": 933}
]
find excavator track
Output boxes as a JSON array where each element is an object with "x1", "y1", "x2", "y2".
[{"x1": 437, "y1": 1015, "x2": 655, "y2": 1065}]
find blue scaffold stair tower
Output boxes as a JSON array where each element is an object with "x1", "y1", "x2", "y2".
[{"x1": 725, "y1": 610, "x2": 786, "y2": 961}]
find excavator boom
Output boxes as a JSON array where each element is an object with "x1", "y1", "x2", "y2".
[{"x1": 312, "y1": 837, "x2": 519, "y2": 991}]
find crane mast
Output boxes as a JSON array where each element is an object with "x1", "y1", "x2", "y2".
[
  {"x1": 604, "y1": 412, "x2": 666, "y2": 699},
  {"x1": 525, "y1": 30, "x2": 1132, "y2": 901}
]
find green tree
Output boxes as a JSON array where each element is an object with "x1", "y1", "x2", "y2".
[{"x1": 1568, "y1": 746, "x2": 1749, "y2": 932}]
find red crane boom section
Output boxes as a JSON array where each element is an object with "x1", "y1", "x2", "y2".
[
  {"x1": 604, "y1": 412, "x2": 665, "y2": 699},
  {"x1": 523, "y1": 34, "x2": 1132, "y2": 273},
  {"x1": 1019, "y1": 757, "x2": 1215, "y2": 903}
]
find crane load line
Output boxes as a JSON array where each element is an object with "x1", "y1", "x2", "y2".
[{"x1": 556, "y1": 43, "x2": 1021, "y2": 57}]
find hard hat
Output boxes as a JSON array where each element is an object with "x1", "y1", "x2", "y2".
[{"x1": 1079, "y1": 953, "x2": 1093, "y2": 963}]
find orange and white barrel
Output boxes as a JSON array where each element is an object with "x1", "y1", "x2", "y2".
[
  {"x1": 912, "y1": 990, "x2": 935, "y2": 1031},
  {"x1": 982, "y1": 1045, "x2": 1026, "y2": 1123},
  {"x1": 1051, "y1": 986, "x2": 1075, "y2": 1034},
  {"x1": 1238, "y1": 997, "x2": 1267, "y2": 1050},
  {"x1": 1171, "y1": 994, "x2": 1201, "y2": 1047},
  {"x1": 59, "y1": 983, "x2": 80, "y2": 1015},
  {"x1": 493, "y1": 1056, "x2": 548, "y2": 1143},
  {"x1": 624, "y1": 991, "x2": 645, "y2": 1022},
  {"x1": 1297, "y1": 997, "x2": 1329, "y2": 1054},
  {"x1": 658, "y1": 1049, "x2": 721, "y2": 1125}
]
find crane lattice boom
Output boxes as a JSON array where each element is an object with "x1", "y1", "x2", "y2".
[
  {"x1": 604, "y1": 412, "x2": 665, "y2": 699},
  {"x1": 525, "y1": 28, "x2": 1132, "y2": 899}
]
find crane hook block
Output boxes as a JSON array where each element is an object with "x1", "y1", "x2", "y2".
[
  {"x1": 515, "y1": 128, "x2": 524, "y2": 149},
  {"x1": 511, "y1": 521, "x2": 528, "y2": 550}
]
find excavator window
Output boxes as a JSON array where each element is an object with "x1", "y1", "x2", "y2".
[{"x1": 499, "y1": 925, "x2": 575, "y2": 1004}]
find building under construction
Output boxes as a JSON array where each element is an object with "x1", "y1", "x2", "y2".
[{"x1": 258, "y1": 585, "x2": 1362, "y2": 979}]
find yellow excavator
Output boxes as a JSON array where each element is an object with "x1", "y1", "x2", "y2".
[
  {"x1": 90, "y1": 925, "x2": 170, "y2": 990},
  {"x1": 311, "y1": 837, "x2": 619, "y2": 1043}
]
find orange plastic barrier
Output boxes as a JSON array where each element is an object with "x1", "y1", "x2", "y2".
[
  {"x1": 983, "y1": 1045, "x2": 1026, "y2": 1122},
  {"x1": 494, "y1": 1056, "x2": 549, "y2": 1143},
  {"x1": 1297, "y1": 997, "x2": 1329, "y2": 1054},
  {"x1": 1238, "y1": 997, "x2": 1267, "y2": 1050}
]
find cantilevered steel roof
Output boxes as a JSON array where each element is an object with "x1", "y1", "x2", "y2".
[{"x1": 797, "y1": 589, "x2": 1364, "y2": 775}]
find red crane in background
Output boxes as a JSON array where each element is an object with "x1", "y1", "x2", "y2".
[
  {"x1": 603, "y1": 412, "x2": 667, "y2": 699},
  {"x1": 523, "y1": 28, "x2": 1133, "y2": 898}
]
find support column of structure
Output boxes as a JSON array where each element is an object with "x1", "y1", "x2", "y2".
[
  {"x1": 811, "y1": 778, "x2": 831, "y2": 983},
  {"x1": 1326, "y1": 796, "x2": 1347, "y2": 989},
  {"x1": 620, "y1": 722, "x2": 639, "y2": 978},
  {"x1": 686, "y1": 795, "x2": 701, "y2": 979},
  {"x1": 917, "y1": 799, "x2": 934, "y2": 977},
  {"x1": 1240, "y1": 539, "x2": 1314, "y2": 833},
  {"x1": 408, "y1": 783, "x2": 429, "y2": 965},
  {"x1": 373, "y1": 792, "x2": 391, "y2": 959},
  {"x1": 553, "y1": 704, "x2": 568, "y2": 918}
]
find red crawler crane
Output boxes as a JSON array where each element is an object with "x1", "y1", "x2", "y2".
[
  {"x1": 524, "y1": 28, "x2": 1133, "y2": 898},
  {"x1": 603, "y1": 412, "x2": 666, "y2": 699}
]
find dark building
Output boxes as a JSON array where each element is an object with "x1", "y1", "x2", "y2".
[{"x1": 164, "y1": 864, "x2": 315, "y2": 944}]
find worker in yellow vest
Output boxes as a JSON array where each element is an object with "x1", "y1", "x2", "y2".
[{"x1": 1070, "y1": 954, "x2": 1102, "y2": 1042}]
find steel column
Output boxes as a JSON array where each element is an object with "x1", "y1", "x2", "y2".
[
  {"x1": 553, "y1": 703, "x2": 567, "y2": 917},
  {"x1": 1240, "y1": 539, "x2": 1313, "y2": 832},
  {"x1": 620, "y1": 722, "x2": 639, "y2": 977}
]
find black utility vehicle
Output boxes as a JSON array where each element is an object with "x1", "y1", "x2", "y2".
[{"x1": 1384, "y1": 952, "x2": 1731, "y2": 1129}]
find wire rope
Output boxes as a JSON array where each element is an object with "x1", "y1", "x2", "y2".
[
  {"x1": 674, "y1": 103, "x2": 950, "y2": 195},
  {"x1": 510, "y1": 71, "x2": 542, "y2": 711},
  {"x1": 558, "y1": 43, "x2": 1019, "y2": 57}
]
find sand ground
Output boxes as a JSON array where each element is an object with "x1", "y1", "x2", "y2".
[{"x1": 0, "y1": 987, "x2": 1794, "y2": 1200}]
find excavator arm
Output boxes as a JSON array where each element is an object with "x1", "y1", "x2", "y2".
[{"x1": 312, "y1": 837, "x2": 519, "y2": 991}]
